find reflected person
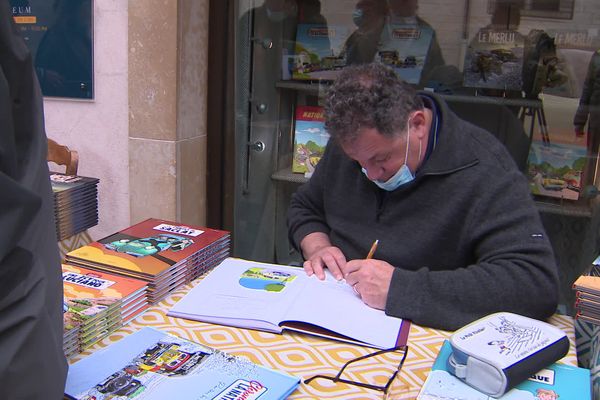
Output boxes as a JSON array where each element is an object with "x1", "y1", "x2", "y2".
[
  {"x1": 342, "y1": 0, "x2": 445, "y2": 88},
  {"x1": 574, "y1": 49, "x2": 600, "y2": 185}
]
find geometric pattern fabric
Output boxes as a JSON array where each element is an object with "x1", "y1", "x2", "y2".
[{"x1": 72, "y1": 283, "x2": 579, "y2": 399}]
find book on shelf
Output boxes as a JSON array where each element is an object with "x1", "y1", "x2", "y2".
[
  {"x1": 526, "y1": 136, "x2": 587, "y2": 201},
  {"x1": 417, "y1": 340, "x2": 591, "y2": 400},
  {"x1": 375, "y1": 23, "x2": 434, "y2": 85},
  {"x1": 65, "y1": 218, "x2": 230, "y2": 303},
  {"x1": 168, "y1": 257, "x2": 410, "y2": 349},
  {"x1": 292, "y1": 105, "x2": 329, "y2": 176},
  {"x1": 292, "y1": 23, "x2": 351, "y2": 81},
  {"x1": 64, "y1": 327, "x2": 300, "y2": 400},
  {"x1": 463, "y1": 28, "x2": 525, "y2": 91}
]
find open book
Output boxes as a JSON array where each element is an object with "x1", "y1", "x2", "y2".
[{"x1": 168, "y1": 258, "x2": 410, "y2": 349}]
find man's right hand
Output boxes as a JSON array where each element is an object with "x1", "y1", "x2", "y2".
[{"x1": 300, "y1": 232, "x2": 346, "y2": 280}]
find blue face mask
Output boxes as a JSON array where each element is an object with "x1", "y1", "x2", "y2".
[
  {"x1": 352, "y1": 8, "x2": 365, "y2": 27},
  {"x1": 362, "y1": 120, "x2": 421, "y2": 191}
]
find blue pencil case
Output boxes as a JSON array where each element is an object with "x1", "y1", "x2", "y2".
[{"x1": 446, "y1": 312, "x2": 569, "y2": 397}]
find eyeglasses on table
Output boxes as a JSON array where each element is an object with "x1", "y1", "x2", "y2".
[{"x1": 304, "y1": 345, "x2": 409, "y2": 397}]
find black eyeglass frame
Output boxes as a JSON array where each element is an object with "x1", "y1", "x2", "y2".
[{"x1": 304, "y1": 345, "x2": 409, "y2": 394}]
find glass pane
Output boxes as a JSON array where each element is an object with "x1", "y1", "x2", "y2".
[{"x1": 233, "y1": 0, "x2": 600, "y2": 314}]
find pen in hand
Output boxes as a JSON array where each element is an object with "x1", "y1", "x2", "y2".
[
  {"x1": 352, "y1": 239, "x2": 379, "y2": 296},
  {"x1": 366, "y1": 239, "x2": 379, "y2": 259}
]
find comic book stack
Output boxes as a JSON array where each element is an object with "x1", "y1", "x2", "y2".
[
  {"x1": 64, "y1": 218, "x2": 231, "y2": 304},
  {"x1": 62, "y1": 264, "x2": 149, "y2": 359},
  {"x1": 573, "y1": 255, "x2": 600, "y2": 325},
  {"x1": 50, "y1": 172, "x2": 99, "y2": 240}
]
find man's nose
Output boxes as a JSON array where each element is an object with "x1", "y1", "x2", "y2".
[{"x1": 363, "y1": 164, "x2": 383, "y2": 181}]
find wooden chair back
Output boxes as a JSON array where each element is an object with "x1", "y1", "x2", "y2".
[{"x1": 47, "y1": 138, "x2": 79, "y2": 175}]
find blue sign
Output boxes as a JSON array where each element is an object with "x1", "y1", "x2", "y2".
[{"x1": 11, "y1": 0, "x2": 93, "y2": 99}]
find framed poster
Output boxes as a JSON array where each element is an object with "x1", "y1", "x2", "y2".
[{"x1": 11, "y1": 0, "x2": 94, "y2": 99}]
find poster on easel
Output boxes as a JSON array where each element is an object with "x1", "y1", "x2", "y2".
[{"x1": 463, "y1": 28, "x2": 524, "y2": 91}]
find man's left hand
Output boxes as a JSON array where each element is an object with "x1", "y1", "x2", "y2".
[{"x1": 342, "y1": 259, "x2": 394, "y2": 310}]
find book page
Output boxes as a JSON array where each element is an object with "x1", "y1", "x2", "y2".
[
  {"x1": 282, "y1": 272, "x2": 403, "y2": 349},
  {"x1": 168, "y1": 258, "x2": 309, "y2": 332}
]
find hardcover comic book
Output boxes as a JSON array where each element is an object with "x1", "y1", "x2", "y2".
[
  {"x1": 65, "y1": 327, "x2": 300, "y2": 400},
  {"x1": 527, "y1": 138, "x2": 587, "y2": 201},
  {"x1": 292, "y1": 23, "x2": 350, "y2": 81},
  {"x1": 463, "y1": 28, "x2": 525, "y2": 91},
  {"x1": 62, "y1": 263, "x2": 148, "y2": 325},
  {"x1": 417, "y1": 340, "x2": 591, "y2": 400},
  {"x1": 375, "y1": 23, "x2": 434, "y2": 85},
  {"x1": 66, "y1": 218, "x2": 230, "y2": 280},
  {"x1": 292, "y1": 105, "x2": 329, "y2": 176}
]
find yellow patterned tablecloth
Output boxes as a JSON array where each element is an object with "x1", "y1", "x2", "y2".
[
  {"x1": 58, "y1": 230, "x2": 92, "y2": 260},
  {"x1": 72, "y1": 283, "x2": 579, "y2": 400}
]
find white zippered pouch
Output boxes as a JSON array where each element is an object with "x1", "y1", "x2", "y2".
[{"x1": 446, "y1": 312, "x2": 569, "y2": 397}]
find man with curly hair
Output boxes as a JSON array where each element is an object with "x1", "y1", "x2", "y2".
[{"x1": 287, "y1": 62, "x2": 559, "y2": 330}]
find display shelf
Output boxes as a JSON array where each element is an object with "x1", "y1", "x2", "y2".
[
  {"x1": 272, "y1": 167, "x2": 309, "y2": 184},
  {"x1": 439, "y1": 93, "x2": 542, "y2": 108},
  {"x1": 276, "y1": 80, "x2": 331, "y2": 95},
  {"x1": 535, "y1": 198, "x2": 593, "y2": 218}
]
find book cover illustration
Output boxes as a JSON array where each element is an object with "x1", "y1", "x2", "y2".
[
  {"x1": 65, "y1": 327, "x2": 300, "y2": 400},
  {"x1": 463, "y1": 29, "x2": 525, "y2": 91},
  {"x1": 66, "y1": 219, "x2": 230, "y2": 278},
  {"x1": 63, "y1": 264, "x2": 148, "y2": 312},
  {"x1": 239, "y1": 267, "x2": 298, "y2": 292},
  {"x1": 292, "y1": 106, "x2": 329, "y2": 175},
  {"x1": 527, "y1": 139, "x2": 587, "y2": 201},
  {"x1": 539, "y1": 30, "x2": 598, "y2": 98},
  {"x1": 62, "y1": 264, "x2": 149, "y2": 354},
  {"x1": 417, "y1": 341, "x2": 591, "y2": 400},
  {"x1": 375, "y1": 24, "x2": 434, "y2": 85},
  {"x1": 292, "y1": 24, "x2": 350, "y2": 81}
]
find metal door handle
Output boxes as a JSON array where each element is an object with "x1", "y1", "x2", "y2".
[{"x1": 248, "y1": 141, "x2": 265, "y2": 152}]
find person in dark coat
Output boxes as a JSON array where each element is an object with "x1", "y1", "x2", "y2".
[
  {"x1": 574, "y1": 50, "x2": 600, "y2": 185},
  {"x1": 0, "y1": 2, "x2": 68, "y2": 398}
]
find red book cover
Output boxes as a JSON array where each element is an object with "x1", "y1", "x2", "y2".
[{"x1": 66, "y1": 218, "x2": 230, "y2": 278}]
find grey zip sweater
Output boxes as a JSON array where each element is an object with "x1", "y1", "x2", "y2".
[{"x1": 288, "y1": 92, "x2": 558, "y2": 331}]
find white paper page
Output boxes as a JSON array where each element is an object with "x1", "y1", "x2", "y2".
[
  {"x1": 283, "y1": 272, "x2": 403, "y2": 349},
  {"x1": 168, "y1": 258, "x2": 309, "y2": 331}
]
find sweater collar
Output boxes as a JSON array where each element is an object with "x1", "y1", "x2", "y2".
[{"x1": 416, "y1": 92, "x2": 480, "y2": 176}]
